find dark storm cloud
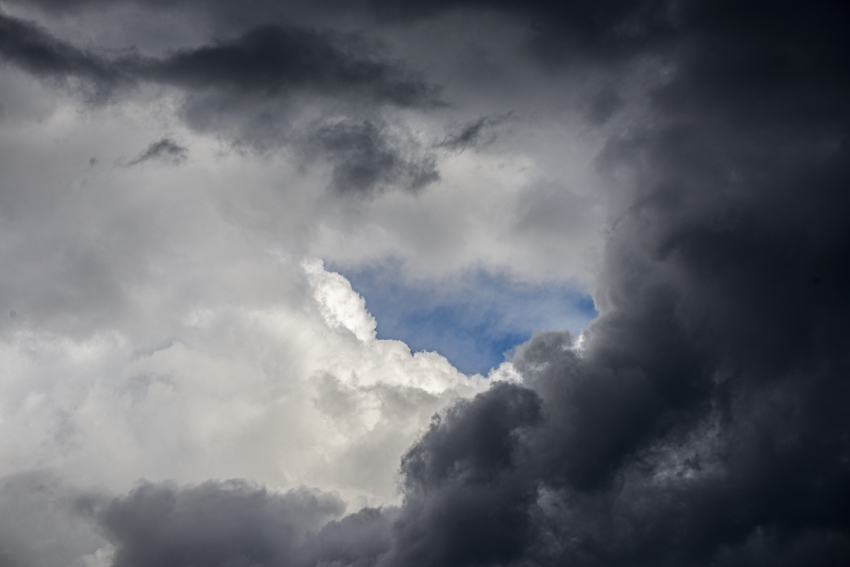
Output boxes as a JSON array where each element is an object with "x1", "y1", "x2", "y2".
[
  {"x1": 371, "y1": 0, "x2": 676, "y2": 62},
  {"x1": 142, "y1": 25, "x2": 438, "y2": 107},
  {"x1": 386, "y1": 382, "x2": 542, "y2": 567},
  {"x1": 0, "y1": 13, "x2": 438, "y2": 108},
  {"x1": 361, "y1": 1, "x2": 850, "y2": 565},
  {"x1": 97, "y1": 480, "x2": 397, "y2": 567},
  {"x1": 312, "y1": 120, "x2": 439, "y2": 195},
  {"x1": 127, "y1": 138, "x2": 188, "y2": 166},
  {"x1": 0, "y1": 12, "x2": 128, "y2": 98},
  {"x1": 0, "y1": 11, "x2": 441, "y2": 192}
]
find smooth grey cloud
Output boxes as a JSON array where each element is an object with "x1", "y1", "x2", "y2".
[
  {"x1": 98, "y1": 480, "x2": 396, "y2": 567},
  {"x1": 370, "y1": 0, "x2": 676, "y2": 64},
  {"x1": 127, "y1": 138, "x2": 187, "y2": 167},
  {"x1": 0, "y1": 472, "x2": 106, "y2": 567}
]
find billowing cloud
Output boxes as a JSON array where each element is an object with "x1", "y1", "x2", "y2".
[
  {"x1": 2, "y1": 0, "x2": 848, "y2": 566},
  {"x1": 0, "y1": 257, "x2": 484, "y2": 504}
]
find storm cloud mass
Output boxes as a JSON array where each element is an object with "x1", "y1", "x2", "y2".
[{"x1": 1, "y1": 1, "x2": 849, "y2": 566}]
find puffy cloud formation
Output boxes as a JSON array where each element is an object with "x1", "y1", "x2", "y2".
[
  {"x1": 1, "y1": 0, "x2": 849, "y2": 566},
  {"x1": 0, "y1": 256, "x2": 482, "y2": 503}
]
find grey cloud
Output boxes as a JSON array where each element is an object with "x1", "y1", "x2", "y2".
[
  {"x1": 0, "y1": 12, "x2": 129, "y2": 99},
  {"x1": 0, "y1": 14, "x2": 438, "y2": 108},
  {"x1": 585, "y1": 86, "x2": 622, "y2": 125},
  {"x1": 127, "y1": 138, "x2": 188, "y2": 167},
  {"x1": 311, "y1": 120, "x2": 439, "y2": 196},
  {"x1": 384, "y1": 382, "x2": 542, "y2": 567},
  {"x1": 437, "y1": 113, "x2": 511, "y2": 152},
  {"x1": 98, "y1": 480, "x2": 396, "y2": 567},
  {"x1": 1, "y1": 12, "x2": 443, "y2": 193},
  {"x1": 370, "y1": 0, "x2": 675, "y2": 62},
  {"x1": 0, "y1": 472, "x2": 106, "y2": 567},
  {"x1": 144, "y1": 25, "x2": 437, "y2": 108}
]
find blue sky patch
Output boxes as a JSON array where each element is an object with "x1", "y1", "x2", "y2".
[{"x1": 331, "y1": 262, "x2": 598, "y2": 375}]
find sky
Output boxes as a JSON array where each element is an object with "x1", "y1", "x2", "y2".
[{"x1": 0, "y1": 1, "x2": 848, "y2": 567}]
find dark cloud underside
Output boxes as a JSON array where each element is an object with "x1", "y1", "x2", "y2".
[
  {"x1": 143, "y1": 25, "x2": 438, "y2": 107},
  {"x1": 0, "y1": 12, "x2": 126, "y2": 96},
  {"x1": 98, "y1": 480, "x2": 396, "y2": 567},
  {"x1": 0, "y1": 12, "x2": 440, "y2": 194},
  {"x1": 0, "y1": 14, "x2": 438, "y2": 107}
]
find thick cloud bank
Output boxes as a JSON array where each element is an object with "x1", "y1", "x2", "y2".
[{"x1": 2, "y1": 0, "x2": 849, "y2": 566}]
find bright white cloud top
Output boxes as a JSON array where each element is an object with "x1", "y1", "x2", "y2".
[{"x1": 1, "y1": 252, "x2": 490, "y2": 505}]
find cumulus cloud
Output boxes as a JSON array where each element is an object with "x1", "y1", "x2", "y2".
[{"x1": 0, "y1": 257, "x2": 484, "y2": 504}]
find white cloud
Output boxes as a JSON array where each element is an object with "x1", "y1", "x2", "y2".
[{"x1": 0, "y1": 255, "x2": 485, "y2": 504}]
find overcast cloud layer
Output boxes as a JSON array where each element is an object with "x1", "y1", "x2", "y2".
[{"x1": 1, "y1": 1, "x2": 849, "y2": 567}]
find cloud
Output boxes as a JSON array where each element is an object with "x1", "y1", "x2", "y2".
[
  {"x1": 437, "y1": 113, "x2": 511, "y2": 153},
  {"x1": 0, "y1": 253, "x2": 485, "y2": 506},
  {"x1": 385, "y1": 381, "x2": 543, "y2": 567},
  {"x1": 37, "y1": 477, "x2": 400, "y2": 567},
  {"x1": 126, "y1": 138, "x2": 187, "y2": 166},
  {"x1": 0, "y1": 13, "x2": 437, "y2": 107},
  {"x1": 0, "y1": 12, "x2": 128, "y2": 99},
  {"x1": 144, "y1": 25, "x2": 438, "y2": 108},
  {"x1": 0, "y1": 472, "x2": 106, "y2": 567},
  {"x1": 336, "y1": 262, "x2": 597, "y2": 374},
  {"x1": 342, "y1": 1, "x2": 850, "y2": 565},
  {"x1": 2, "y1": 1, "x2": 849, "y2": 566},
  {"x1": 100, "y1": 480, "x2": 346, "y2": 567},
  {"x1": 0, "y1": 11, "x2": 447, "y2": 194},
  {"x1": 310, "y1": 120, "x2": 439, "y2": 195}
]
